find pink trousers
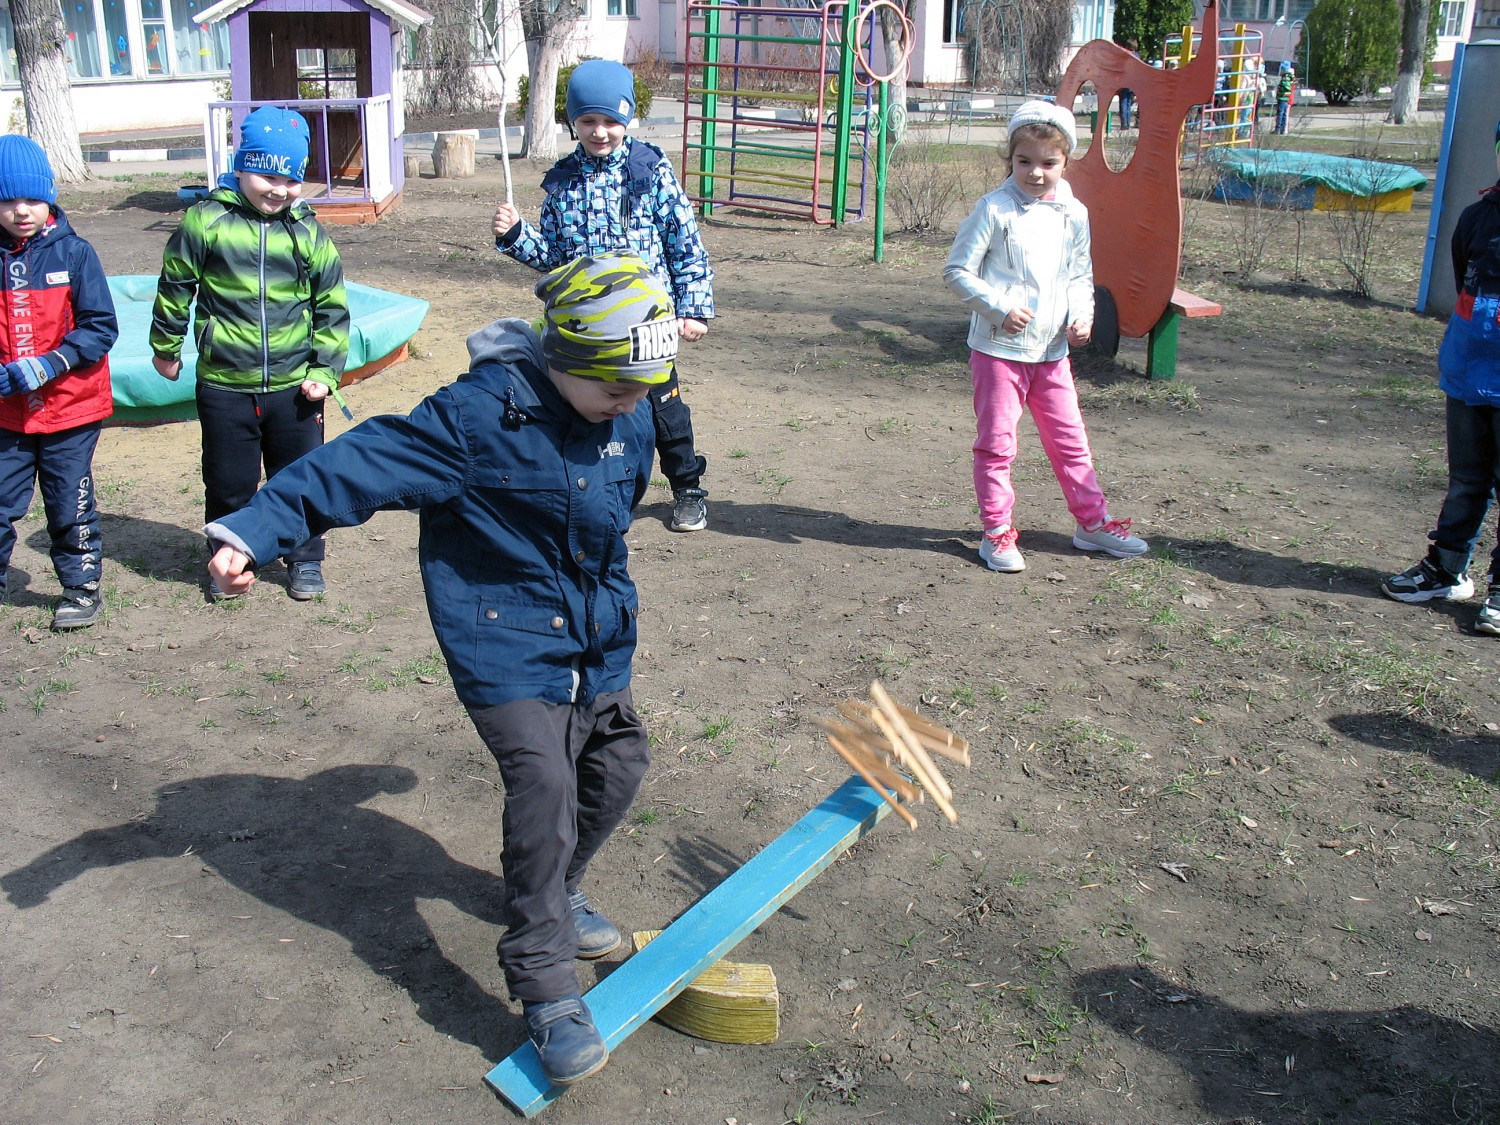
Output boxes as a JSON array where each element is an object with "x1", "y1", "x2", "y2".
[{"x1": 970, "y1": 350, "x2": 1109, "y2": 533}]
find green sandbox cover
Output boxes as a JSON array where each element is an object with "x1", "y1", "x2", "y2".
[
  {"x1": 1209, "y1": 149, "x2": 1428, "y2": 197},
  {"x1": 106, "y1": 275, "x2": 430, "y2": 424}
]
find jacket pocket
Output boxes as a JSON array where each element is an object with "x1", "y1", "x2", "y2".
[{"x1": 195, "y1": 317, "x2": 215, "y2": 365}]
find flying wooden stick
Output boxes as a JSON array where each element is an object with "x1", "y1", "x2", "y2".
[{"x1": 821, "y1": 682, "x2": 966, "y2": 828}]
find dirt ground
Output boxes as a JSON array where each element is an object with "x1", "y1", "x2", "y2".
[{"x1": 1, "y1": 140, "x2": 1497, "y2": 1125}]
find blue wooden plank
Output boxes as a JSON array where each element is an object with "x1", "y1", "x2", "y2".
[{"x1": 485, "y1": 775, "x2": 892, "y2": 1116}]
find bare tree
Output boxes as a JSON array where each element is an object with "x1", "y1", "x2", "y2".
[
  {"x1": 9, "y1": 0, "x2": 85, "y2": 183},
  {"x1": 1386, "y1": 0, "x2": 1428, "y2": 124},
  {"x1": 517, "y1": 0, "x2": 585, "y2": 162}
]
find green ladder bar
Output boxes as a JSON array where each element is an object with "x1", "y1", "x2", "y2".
[{"x1": 484, "y1": 774, "x2": 894, "y2": 1116}]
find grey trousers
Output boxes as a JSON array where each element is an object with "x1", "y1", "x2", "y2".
[{"x1": 467, "y1": 688, "x2": 650, "y2": 1003}]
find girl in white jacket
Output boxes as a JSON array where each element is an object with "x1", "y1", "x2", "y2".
[{"x1": 944, "y1": 100, "x2": 1148, "y2": 573}]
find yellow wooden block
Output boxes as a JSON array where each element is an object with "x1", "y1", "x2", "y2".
[
  {"x1": 1313, "y1": 185, "x2": 1415, "y2": 213},
  {"x1": 632, "y1": 930, "x2": 780, "y2": 1044}
]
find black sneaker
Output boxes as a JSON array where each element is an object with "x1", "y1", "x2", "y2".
[
  {"x1": 670, "y1": 488, "x2": 708, "y2": 532},
  {"x1": 1477, "y1": 587, "x2": 1500, "y2": 636},
  {"x1": 52, "y1": 587, "x2": 100, "y2": 630},
  {"x1": 1381, "y1": 556, "x2": 1474, "y2": 603},
  {"x1": 288, "y1": 561, "x2": 325, "y2": 600}
]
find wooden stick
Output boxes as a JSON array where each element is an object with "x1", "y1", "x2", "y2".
[
  {"x1": 865, "y1": 694, "x2": 958, "y2": 823},
  {"x1": 893, "y1": 703, "x2": 971, "y2": 766},
  {"x1": 870, "y1": 681, "x2": 955, "y2": 803},
  {"x1": 815, "y1": 724, "x2": 922, "y2": 803},
  {"x1": 827, "y1": 735, "x2": 918, "y2": 830},
  {"x1": 846, "y1": 697, "x2": 970, "y2": 766}
]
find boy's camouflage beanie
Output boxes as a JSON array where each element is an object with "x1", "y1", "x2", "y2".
[{"x1": 536, "y1": 255, "x2": 677, "y2": 384}]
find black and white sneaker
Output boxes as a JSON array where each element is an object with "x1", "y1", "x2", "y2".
[
  {"x1": 670, "y1": 488, "x2": 708, "y2": 533},
  {"x1": 52, "y1": 587, "x2": 101, "y2": 630},
  {"x1": 1476, "y1": 587, "x2": 1500, "y2": 635},
  {"x1": 1381, "y1": 556, "x2": 1474, "y2": 603}
]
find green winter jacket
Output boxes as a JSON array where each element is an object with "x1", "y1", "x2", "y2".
[{"x1": 150, "y1": 183, "x2": 350, "y2": 393}]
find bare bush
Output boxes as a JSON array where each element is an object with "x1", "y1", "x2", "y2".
[
  {"x1": 1324, "y1": 129, "x2": 1411, "y2": 299},
  {"x1": 888, "y1": 131, "x2": 976, "y2": 233}
]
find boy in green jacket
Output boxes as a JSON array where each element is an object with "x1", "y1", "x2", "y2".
[{"x1": 150, "y1": 106, "x2": 350, "y2": 600}]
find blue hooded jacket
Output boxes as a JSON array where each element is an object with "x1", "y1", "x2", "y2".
[
  {"x1": 1438, "y1": 183, "x2": 1500, "y2": 405},
  {"x1": 207, "y1": 318, "x2": 653, "y2": 708}
]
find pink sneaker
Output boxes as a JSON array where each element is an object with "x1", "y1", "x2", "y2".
[{"x1": 979, "y1": 525, "x2": 1025, "y2": 572}]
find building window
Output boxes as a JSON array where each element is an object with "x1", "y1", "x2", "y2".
[
  {"x1": 0, "y1": 4, "x2": 16, "y2": 83},
  {"x1": 607, "y1": 0, "x2": 637, "y2": 15},
  {"x1": 943, "y1": 0, "x2": 961, "y2": 44},
  {"x1": 1437, "y1": 0, "x2": 1468, "y2": 35},
  {"x1": 169, "y1": 0, "x2": 229, "y2": 73}
]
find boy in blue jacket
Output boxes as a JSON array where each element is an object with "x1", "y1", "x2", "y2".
[
  {"x1": 206, "y1": 255, "x2": 675, "y2": 1087},
  {"x1": 1382, "y1": 119, "x2": 1500, "y2": 634},
  {"x1": 493, "y1": 59, "x2": 714, "y2": 533}
]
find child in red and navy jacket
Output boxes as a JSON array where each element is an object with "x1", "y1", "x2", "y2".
[{"x1": 0, "y1": 135, "x2": 119, "y2": 630}]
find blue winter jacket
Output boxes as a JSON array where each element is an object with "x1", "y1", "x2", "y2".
[
  {"x1": 497, "y1": 137, "x2": 715, "y2": 320},
  {"x1": 207, "y1": 319, "x2": 654, "y2": 708},
  {"x1": 1438, "y1": 183, "x2": 1500, "y2": 405}
]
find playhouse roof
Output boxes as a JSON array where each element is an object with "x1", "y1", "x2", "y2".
[{"x1": 197, "y1": 0, "x2": 432, "y2": 31}]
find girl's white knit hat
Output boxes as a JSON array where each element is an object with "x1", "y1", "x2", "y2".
[{"x1": 1007, "y1": 99, "x2": 1078, "y2": 154}]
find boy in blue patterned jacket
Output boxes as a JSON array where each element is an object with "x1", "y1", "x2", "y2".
[{"x1": 494, "y1": 59, "x2": 715, "y2": 532}]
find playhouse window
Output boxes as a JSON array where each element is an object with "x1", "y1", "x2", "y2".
[
  {"x1": 297, "y1": 47, "x2": 359, "y2": 99},
  {"x1": 607, "y1": 0, "x2": 638, "y2": 16}
]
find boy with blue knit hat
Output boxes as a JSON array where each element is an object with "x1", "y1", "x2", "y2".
[
  {"x1": 207, "y1": 254, "x2": 673, "y2": 1088},
  {"x1": 0, "y1": 134, "x2": 120, "y2": 629},
  {"x1": 151, "y1": 105, "x2": 350, "y2": 601},
  {"x1": 494, "y1": 58, "x2": 717, "y2": 533},
  {"x1": 1383, "y1": 118, "x2": 1500, "y2": 635}
]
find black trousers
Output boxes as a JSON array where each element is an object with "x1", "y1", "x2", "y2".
[
  {"x1": 196, "y1": 381, "x2": 325, "y2": 563},
  {"x1": 467, "y1": 688, "x2": 650, "y2": 1003},
  {"x1": 650, "y1": 365, "x2": 706, "y2": 492}
]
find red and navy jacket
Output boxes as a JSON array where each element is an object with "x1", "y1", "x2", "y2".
[{"x1": 0, "y1": 204, "x2": 118, "y2": 434}]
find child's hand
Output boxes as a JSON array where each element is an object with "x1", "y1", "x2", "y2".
[
  {"x1": 1067, "y1": 319, "x2": 1093, "y2": 346},
  {"x1": 300, "y1": 380, "x2": 329, "y2": 401},
  {"x1": 493, "y1": 203, "x2": 520, "y2": 238},
  {"x1": 208, "y1": 544, "x2": 256, "y2": 597},
  {"x1": 153, "y1": 355, "x2": 181, "y2": 381},
  {"x1": 679, "y1": 317, "x2": 708, "y2": 343},
  {"x1": 1001, "y1": 307, "x2": 1034, "y2": 334}
]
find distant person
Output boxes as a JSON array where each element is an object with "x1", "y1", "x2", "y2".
[
  {"x1": 0, "y1": 134, "x2": 119, "y2": 629},
  {"x1": 943, "y1": 101, "x2": 1148, "y2": 575},
  {"x1": 1116, "y1": 39, "x2": 1139, "y2": 130},
  {"x1": 1275, "y1": 60, "x2": 1296, "y2": 135},
  {"x1": 1382, "y1": 119, "x2": 1500, "y2": 634},
  {"x1": 493, "y1": 59, "x2": 714, "y2": 534},
  {"x1": 150, "y1": 106, "x2": 349, "y2": 601},
  {"x1": 204, "y1": 255, "x2": 672, "y2": 1088}
]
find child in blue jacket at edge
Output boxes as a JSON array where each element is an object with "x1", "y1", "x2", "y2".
[
  {"x1": 0, "y1": 134, "x2": 119, "y2": 631},
  {"x1": 1382, "y1": 118, "x2": 1500, "y2": 635},
  {"x1": 206, "y1": 254, "x2": 674, "y2": 1089},
  {"x1": 493, "y1": 58, "x2": 715, "y2": 534}
]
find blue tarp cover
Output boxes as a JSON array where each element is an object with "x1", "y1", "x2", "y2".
[
  {"x1": 1210, "y1": 149, "x2": 1428, "y2": 197},
  {"x1": 107, "y1": 276, "x2": 430, "y2": 411}
]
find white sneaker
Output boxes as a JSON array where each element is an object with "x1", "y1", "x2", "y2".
[
  {"x1": 1073, "y1": 517, "x2": 1148, "y2": 558},
  {"x1": 979, "y1": 526, "x2": 1025, "y2": 572}
]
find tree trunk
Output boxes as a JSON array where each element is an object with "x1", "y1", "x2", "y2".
[
  {"x1": 1387, "y1": 0, "x2": 1429, "y2": 124},
  {"x1": 875, "y1": 3, "x2": 910, "y2": 146},
  {"x1": 9, "y1": 0, "x2": 87, "y2": 183},
  {"x1": 520, "y1": 35, "x2": 566, "y2": 162}
]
